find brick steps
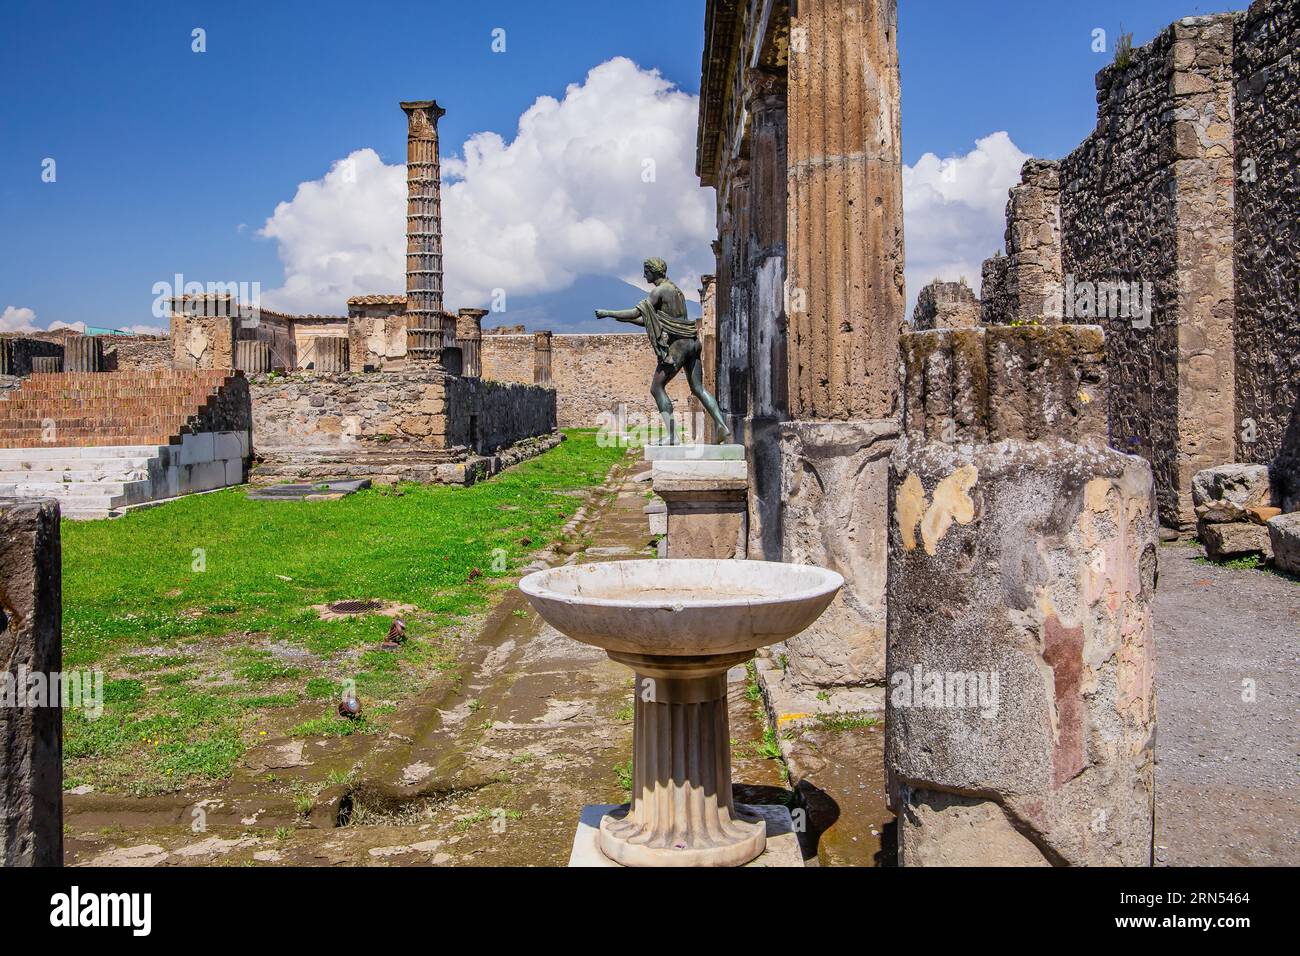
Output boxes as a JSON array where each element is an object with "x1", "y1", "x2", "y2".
[
  {"x1": 0, "y1": 371, "x2": 250, "y2": 518},
  {"x1": 0, "y1": 370, "x2": 238, "y2": 449}
]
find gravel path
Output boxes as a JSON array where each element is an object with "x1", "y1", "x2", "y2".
[{"x1": 1153, "y1": 543, "x2": 1299, "y2": 865}]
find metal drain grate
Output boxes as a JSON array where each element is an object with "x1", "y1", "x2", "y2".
[{"x1": 328, "y1": 599, "x2": 383, "y2": 615}]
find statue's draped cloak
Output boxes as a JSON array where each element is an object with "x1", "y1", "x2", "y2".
[{"x1": 635, "y1": 294, "x2": 697, "y2": 364}]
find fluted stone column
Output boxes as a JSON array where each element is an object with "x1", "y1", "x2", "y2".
[
  {"x1": 533, "y1": 331, "x2": 553, "y2": 387},
  {"x1": 719, "y1": 167, "x2": 751, "y2": 443},
  {"x1": 780, "y1": 0, "x2": 905, "y2": 689},
  {"x1": 599, "y1": 653, "x2": 766, "y2": 867},
  {"x1": 314, "y1": 337, "x2": 349, "y2": 373},
  {"x1": 401, "y1": 100, "x2": 447, "y2": 366},
  {"x1": 456, "y1": 309, "x2": 487, "y2": 379},
  {"x1": 63, "y1": 336, "x2": 103, "y2": 373},
  {"x1": 31, "y1": 357, "x2": 62, "y2": 374},
  {"x1": 235, "y1": 340, "x2": 271, "y2": 374}
]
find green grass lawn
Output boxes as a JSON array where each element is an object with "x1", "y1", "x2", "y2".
[{"x1": 59, "y1": 429, "x2": 625, "y2": 794}]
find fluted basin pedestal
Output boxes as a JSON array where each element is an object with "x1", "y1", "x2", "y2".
[
  {"x1": 600, "y1": 651, "x2": 764, "y2": 866},
  {"x1": 519, "y1": 559, "x2": 844, "y2": 868}
]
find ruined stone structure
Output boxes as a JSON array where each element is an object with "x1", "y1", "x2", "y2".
[
  {"x1": 0, "y1": 498, "x2": 63, "y2": 866},
  {"x1": 972, "y1": 0, "x2": 1299, "y2": 528},
  {"x1": 911, "y1": 279, "x2": 980, "y2": 331},
  {"x1": 888, "y1": 326, "x2": 1157, "y2": 866},
  {"x1": 1234, "y1": 0, "x2": 1300, "y2": 501},
  {"x1": 456, "y1": 309, "x2": 487, "y2": 379},
  {"x1": 0, "y1": 336, "x2": 63, "y2": 378},
  {"x1": 699, "y1": 0, "x2": 905, "y2": 689},
  {"x1": 480, "y1": 333, "x2": 692, "y2": 430},
  {"x1": 980, "y1": 160, "x2": 1064, "y2": 327}
]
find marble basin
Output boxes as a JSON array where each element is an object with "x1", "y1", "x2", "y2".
[
  {"x1": 519, "y1": 559, "x2": 842, "y2": 867},
  {"x1": 518, "y1": 559, "x2": 843, "y2": 657}
]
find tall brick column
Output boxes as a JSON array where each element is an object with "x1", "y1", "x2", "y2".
[
  {"x1": 1004, "y1": 160, "x2": 1064, "y2": 325},
  {"x1": 0, "y1": 499, "x2": 63, "y2": 866},
  {"x1": 887, "y1": 326, "x2": 1157, "y2": 866},
  {"x1": 401, "y1": 100, "x2": 447, "y2": 366},
  {"x1": 456, "y1": 309, "x2": 487, "y2": 379},
  {"x1": 780, "y1": 0, "x2": 905, "y2": 689},
  {"x1": 533, "y1": 331, "x2": 553, "y2": 387}
]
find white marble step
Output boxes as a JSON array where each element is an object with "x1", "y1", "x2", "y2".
[
  {"x1": 0, "y1": 445, "x2": 170, "y2": 461},
  {"x1": 0, "y1": 480, "x2": 152, "y2": 501}
]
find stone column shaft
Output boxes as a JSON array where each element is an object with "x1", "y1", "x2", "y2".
[
  {"x1": 313, "y1": 336, "x2": 350, "y2": 373},
  {"x1": 533, "y1": 331, "x2": 553, "y2": 387},
  {"x1": 456, "y1": 309, "x2": 487, "y2": 379},
  {"x1": 63, "y1": 336, "x2": 103, "y2": 373},
  {"x1": 0, "y1": 499, "x2": 63, "y2": 866},
  {"x1": 787, "y1": 0, "x2": 904, "y2": 420},
  {"x1": 235, "y1": 340, "x2": 271, "y2": 374},
  {"x1": 401, "y1": 100, "x2": 447, "y2": 365}
]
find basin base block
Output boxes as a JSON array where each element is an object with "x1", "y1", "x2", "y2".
[{"x1": 600, "y1": 651, "x2": 765, "y2": 867}]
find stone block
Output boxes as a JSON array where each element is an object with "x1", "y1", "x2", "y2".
[
  {"x1": 1198, "y1": 520, "x2": 1272, "y2": 560},
  {"x1": 779, "y1": 418, "x2": 896, "y2": 688},
  {"x1": 1267, "y1": 513, "x2": 1300, "y2": 574},
  {"x1": 1195, "y1": 499, "x2": 1248, "y2": 523},
  {"x1": 213, "y1": 431, "x2": 243, "y2": 461},
  {"x1": 0, "y1": 498, "x2": 63, "y2": 866},
  {"x1": 643, "y1": 443, "x2": 745, "y2": 461},
  {"x1": 179, "y1": 432, "x2": 215, "y2": 467},
  {"x1": 652, "y1": 458, "x2": 748, "y2": 560},
  {"x1": 568, "y1": 803, "x2": 803, "y2": 867},
  {"x1": 1191, "y1": 463, "x2": 1272, "y2": 511}
]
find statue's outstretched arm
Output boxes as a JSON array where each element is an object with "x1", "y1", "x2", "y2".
[{"x1": 594, "y1": 306, "x2": 644, "y2": 324}]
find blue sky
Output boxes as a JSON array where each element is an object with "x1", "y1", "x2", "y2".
[{"x1": 0, "y1": 0, "x2": 1234, "y2": 331}]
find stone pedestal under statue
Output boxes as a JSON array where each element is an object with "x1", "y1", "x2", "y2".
[{"x1": 647, "y1": 445, "x2": 747, "y2": 560}]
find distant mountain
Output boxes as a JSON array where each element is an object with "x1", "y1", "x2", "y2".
[{"x1": 479, "y1": 274, "x2": 701, "y2": 334}]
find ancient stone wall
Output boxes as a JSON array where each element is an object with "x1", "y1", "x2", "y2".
[
  {"x1": 0, "y1": 498, "x2": 63, "y2": 866},
  {"x1": 102, "y1": 336, "x2": 171, "y2": 371},
  {"x1": 249, "y1": 371, "x2": 555, "y2": 458},
  {"x1": 912, "y1": 280, "x2": 980, "y2": 331},
  {"x1": 0, "y1": 337, "x2": 64, "y2": 377},
  {"x1": 979, "y1": 254, "x2": 1011, "y2": 326},
  {"x1": 1003, "y1": 160, "x2": 1063, "y2": 325},
  {"x1": 1059, "y1": 14, "x2": 1238, "y2": 526},
  {"x1": 249, "y1": 372, "x2": 452, "y2": 452},
  {"x1": 1234, "y1": 0, "x2": 1300, "y2": 474},
  {"x1": 444, "y1": 377, "x2": 556, "y2": 454},
  {"x1": 480, "y1": 334, "x2": 691, "y2": 431}
]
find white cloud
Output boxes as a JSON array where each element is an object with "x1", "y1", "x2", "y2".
[
  {"x1": 0, "y1": 309, "x2": 163, "y2": 338},
  {"x1": 902, "y1": 131, "x2": 1030, "y2": 315},
  {"x1": 1, "y1": 306, "x2": 39, "y2": 333},
  {"x1": 256, "y1": 57, "x2": 715, "y2": 314}
]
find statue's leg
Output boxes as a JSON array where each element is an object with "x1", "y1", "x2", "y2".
[
  {"x1": 685, "y1": 352, "x2": 732, "y2": 444},
  {"x1": 650, "y1": 363, "x2": 679, "y2": 445}
]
